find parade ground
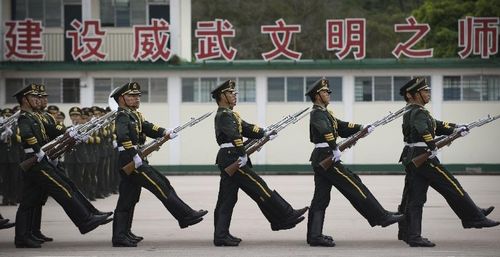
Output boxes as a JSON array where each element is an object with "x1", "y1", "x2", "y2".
[{"x1": 1, "y1": 175, "x2": 499, "y2": 257}]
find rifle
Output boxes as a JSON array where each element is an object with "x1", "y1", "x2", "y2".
[
  {"x1": 122, "y1": 111, "x2": 212, "y2": 175},
  {"x1": 19, "y1": 111, "x2": 117, "y2": 171},
  {"x1": 411, "y1": 114, "x2": 500, "y2": 168},
  {"x1": 319, "y1": 106, "x2": 409, "y2": 170},
  {"x1": 0, "y1": 110, "x2": 20, "y2": 131},
  {"x1": 224, "y1": 107, "x2": 311, "y2": 176}
]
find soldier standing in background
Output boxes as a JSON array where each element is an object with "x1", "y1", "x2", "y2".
[
  {"x1": 211, "y1": 80, "x2": 308, "y2": 247},
  {"x1": 397, "y1": 77, "x2": 499, "y2": 247},
  {"x1": 111, "y1": 82, "x2": 208, "y2": 247},
  {"x1": 305, "y1": 78, "x2": 403, "y2": 247}
]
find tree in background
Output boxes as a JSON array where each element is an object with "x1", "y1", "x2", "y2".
[{"x1": 192, "y1": 0, "x2": 498, "y2": 60}]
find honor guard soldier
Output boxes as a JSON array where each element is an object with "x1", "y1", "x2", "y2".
[
  {"x1": 13, "y1": 84, "x2": 112, "y2": 248},
  {"x1": 1, "y1": 108, "x2": 21, "y2": 206},
  {"x1": 305, "y1": 78, "x2": 403, "y2": 247},
  {"x1": 47, "y1": 105, "x2": 60, "y2": 121},
  {"x1": 111, "y1": 82, "x2": 208, "y2": 247},
  {"x1": 211, "y1": 80, "x2": 308, "y2": 247},
  {"x1": 397, "y1": 77, "x2": 499, "y2": 247}
]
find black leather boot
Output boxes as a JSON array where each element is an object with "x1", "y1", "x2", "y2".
[
  {"x1": 266, "y1": 191, "x2": 308, "y2": 231},
  {"x1": 32, "y1": 206, "x2": 53, "y2": 242},
  {"x1": 462, "y1": 217, "x2": 500, "y2": 229},
  {"x1": 307, "y1": 211, "x2": 335, "y2": 247},
  {"x1": 78, "y1": 213, "x2": 113, "y2": 234},
  {"x1": 379, "y1": 212, "x2": 404, "y2": 227},
  {"x1": 0, "y1": 219, "x2": 15, "y2": 230},
  {"x1": 482, "y1": 206, "x2": 494, "y2": 216},
  {"x1": 406, "y1": 206, "x2": 435, "y2": 247},
  {"x1": 112, "y1": 211, "x2": 137, "y2": 247},
  {"x1": 126, "y1": 208, "x2": 143, "y2": 243},
  {"x1": 165, "y1": 191, "x2": 208, "y2": 229},
  {"x1": 14, "y1": 209, "x2": 41, "y2": 248}
]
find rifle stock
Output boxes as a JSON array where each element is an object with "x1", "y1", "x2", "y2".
[
  {"x1": 122, "y1": 133, "x2": 171, "y2": 175},
  {"x1": 224, "y1": 137, "x2": 271, "y2": 176},
  {"x1": 19, "y1": 156, "x2": 37, "y2": 172},
  {"x1": 411, "y1": 133, "x2": 461, "y2": 168},
  {"x1": 318, "y1": 127, "x2": 369, "y2": 170}
]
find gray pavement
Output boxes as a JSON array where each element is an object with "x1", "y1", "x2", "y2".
[{"x1": 1, "y1": 175, "x2": 500, "y2": 257}]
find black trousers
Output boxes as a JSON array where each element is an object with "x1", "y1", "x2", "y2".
[
  {"x1": 114, "y1": 163, "x2": 174, "y2": 214},
  {"x1": 404, "y1": 159, "x2": 485, "y2": 239},
  {"x1": 214, "y1": 164, "x2": 278, "y2": 238},
  {"x1": 309, "y1": 162, "x2": 388, "y2": 227},
  {"x1": 16, "y1": 159, "x2": 91, "y2": 231},
  {"x1": 0, "y1": 162, "x2": 19, "y2": 204}
]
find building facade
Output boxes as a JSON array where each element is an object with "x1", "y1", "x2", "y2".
[{"x1": 1, "y1": 1, "x2": 499, "y2": 173}]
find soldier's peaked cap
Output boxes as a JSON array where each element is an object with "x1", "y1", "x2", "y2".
[
  {"x1": 305, "y1": 78, "x2": 331, "y2": 97},
  {"x1": 69, "y1": 106, "x2": 82, "y2": 116},
  {"x1": 12, "y1": 83, "x2": 40, "y2": 97},
  {"x1": 37, "y1": 84, "x2": 48, "y2": 96},
  {"x1": 2, "y1": 108, "x2": 13, "y2": 116},
  {"x1": 211, "y1": 80, "x2": 236, "y2": 99},
  {"x1": 47, "y1": 105, "x2": 59, "y2": 112},
  {"x1": 399, "y1": 77, "x2": 430, "y2": 96},
  {"x1": 110, "y1": 82, "x2": 141, "y2": 99}
]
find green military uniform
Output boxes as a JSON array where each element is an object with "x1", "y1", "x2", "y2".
[
  {"x1": 397, "y1": 77, "x2": 499, "y2": 247},
  {"x1": 306, "y1": 78, "x2": 402, "y2": 247},
  {"x1": 111, "y1": 82, "x2": 207, "y2": 247},
  {"x1": 13, "y1": 84, "x2": 111, "y2": 248},
  {"x1": 212, "y1": 80, "x2": 308, "y2": 247},
  {"x1": 0, "y1": 108, "x2": 21, "y2": 206}
]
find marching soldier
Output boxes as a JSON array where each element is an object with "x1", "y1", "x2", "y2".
[
  {"x1": 13, "y1": 84, "x2": 112, "y2": 248},
  {"x1": 111, "y1": 82, "x2": 208, "y2": 247},
  {"x1": 305, "y1": 78, "x2": 403, "y2": 247},
  {"x1": 211, "y1": 80, "x2": 308, "y2": 247},
  {"x1": 1, "y1": 108, "x2": 21, "y2": 206},
  {"x1": 397, "y1": 77, "x2": 499, "y2": 247}
]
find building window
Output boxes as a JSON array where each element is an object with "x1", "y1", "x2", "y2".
[
  {"x1": 181, "y1": 77, "x2": 256, "y2": 103},
  {"x1": 5, "y1": 77, "x2": 80, "y2": 103},
  {"x1": 268, "y1": 76, "x2": 343, "y2": 102},
  {"x1": 355, "y1": 75, "x2": 430, "y2": 102},
  {"x1": 13, "y1": 0, "x2": 63, "y2": 27},
  {"x1": 94, "y1": 77, "x2": 167, "y2": 103},
  {"x1": 443, "y1": 75, "x2": 500, "y2": 101},
  {"x1": 100, "y1": 0, "x2": 169, "y2": 27}
]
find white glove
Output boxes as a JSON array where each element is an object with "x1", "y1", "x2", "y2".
[
  {"x1": 133, "y1": 154, "x2": 143, "y2": 169},
  {"x1": 331, "y1": 147, "x2": 342, "y2": 162},
  {"x1": 1, "y1": 127, "x2": 13, "y2": 141},
  {"x1": 264, "y1": 129, "x2": 278, "y2": 140},
  {"x1": 166, "y1": 129, "x2": 178, "y2": 139},
  {"x1": 237, "y1": 154, "x2": 248, "y2": 168},
  {"x1": 66, "y1": 127, "x2": 78, "y2": 138},
  {"x1": 361, "y1": 124, "x2": 375, "y2": 137},
  {"x1": 79, "y1": 135, "x2": 90, "y2": 143},
  {"x1": 428, "y1": 148, "x2": 438, "y2": 159},
  {"x1": 112, "y1": 140, "x2": 118, "y2": 149},
  {"x1": 454, "y1": 126, "x2": 469, "y2": 137},
  {"x1": 36, "y1": 150, "x2": 46, "y2": 162}
]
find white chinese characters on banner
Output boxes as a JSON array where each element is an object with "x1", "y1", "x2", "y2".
[{"x1": 4, "y1": 18, "x2": 45, "y2": 60}]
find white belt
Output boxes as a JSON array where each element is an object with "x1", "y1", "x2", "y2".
[
  {"x1": 315, "y1": 143, "x2": 329, "y2": 148},
  {"x1": 118, "y1": 145, "x2": 137, "y2": 151},
  {"x1": 24, "y1": 148, "x2": 34, "y2": 153},
  {"x1": 219, "y1": 143, "x2": 234, "y2": 148},
  {"x1": 405, "y1": 142, "x2": 427, "y2": 147}
]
